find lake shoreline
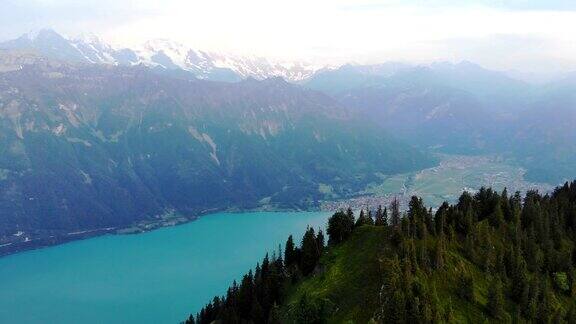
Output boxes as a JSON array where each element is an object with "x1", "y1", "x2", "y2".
[
  {"x1": 0, "y1": 204, "x2": 323, "y2": 258},
  {"x1": 1, "y1": 153, "x2": 555, "y2": 258},
  {"x1": 0, "y1": 210, "x2": 332, "y2": 323}
]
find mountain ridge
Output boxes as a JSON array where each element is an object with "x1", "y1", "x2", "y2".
[
  {"x1": 0, "y1": 56, "x2": 435, "y2": 255},
  {"x1": 305, "y1": 62, "x2": 576, "y2": 184},
  {"x1": 0, "y1": 29, "x2": 328, "y2": 82},
  {"x1": 190, "y1": 183, "x2": 576, "y2": 323}
]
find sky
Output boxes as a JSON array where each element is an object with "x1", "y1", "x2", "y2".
[{"x1": 2, "y1": 0, "x2": 576, "y2": 75}]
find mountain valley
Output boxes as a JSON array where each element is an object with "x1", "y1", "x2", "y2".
[
  {"x1": 2, "y1": 28, "x2": 576, "y2": 256},
  {"x1": 0, "y1": 48, "x2": 433, "y2": 255}
]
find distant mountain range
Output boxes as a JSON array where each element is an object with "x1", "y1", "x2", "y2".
[
  {"x1": 0, "y1": 50, "x2": 434, "y2": 254},
  {"x1": 305, "y1": 62, "x2": 576, "y2": 184},
  {"x1": 0, "y1": 29, "x2": 325, "y2": 82},
  {"x1": 2, "y1": 28, "x2": 576, "y2": 255},
  {"x1": 305, "y1": 61, "x2": 531, "y2": 153}
]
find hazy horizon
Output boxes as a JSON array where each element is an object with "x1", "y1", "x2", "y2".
[
  {"x1": 3, "y1": 2, "x2": 576, "y2": 322},
  {"x1": 3, "y1": 0, "x2": 576, "y2": 78}
]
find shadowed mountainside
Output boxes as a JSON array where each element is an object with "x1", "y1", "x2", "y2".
[{"x1": 0, "y1": 53, "x2": 434, "y2": 253}]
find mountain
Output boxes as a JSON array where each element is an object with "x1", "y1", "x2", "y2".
[
  {"x1": 305, "y1": 62, "x2": 522, "y2": 153},
  {"x1": 0, "y1": 52, "x2": 434, "y2": 254},
  {"x1": 0, "y1": 29, "x2": 90, "y2": 63},
  {"x1": 306, "y1": 62, "x2": 576, "y2": 178},
  {"x1": 303, "y1": 62, "x2": 413, "y2": 95},
  {"x1": 191, "y1": 183, "x2": 576, "y2": 323},
  {"x1": 0, "y1": 29, "x2": 324, "y2": 82},
  {"x1": 505, "y1": 75, "x2": 576, "y2": 183}
]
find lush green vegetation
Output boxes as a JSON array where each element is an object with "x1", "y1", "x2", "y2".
[
  {"x1": 363, "y1": 155, "x2": 552, "y2": 208},
  {"x1": 188, "y1": 182, "x2": 576, "y2": 323},
  {"x1": 0, "y1": 63, "x2": 435, "y2": 251}
]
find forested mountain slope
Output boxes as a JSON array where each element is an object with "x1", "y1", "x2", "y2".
[
  {"x1": 0, "y1": 52, "x2": 434, "y2": 254},
  {"x1": 190, "y1": 182, "x2": 576, "y2": 323}
]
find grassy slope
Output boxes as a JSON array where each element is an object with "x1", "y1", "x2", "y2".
[
  {"x1": 284, "y1": 226, "x2": 388, "y2": 323},
  {"x1": 282, "y1": 225, "x2": 572, "y2": 323}
]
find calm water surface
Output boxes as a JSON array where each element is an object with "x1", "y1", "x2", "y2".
[{"x1": 0, "y1": 211, "x2": 330, "y2": 323}]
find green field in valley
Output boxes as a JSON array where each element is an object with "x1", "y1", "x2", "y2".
[{"x1": 323, "y1": 154, "x2": 554, "y2": 210}]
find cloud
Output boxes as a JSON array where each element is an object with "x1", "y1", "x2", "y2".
[
  {"x1": 1, "y1": 0, "x2": 576, "y2": 74},
  {"x1": 0, "y1": 0, "x2": 151, "y2": 40},
  {"x1": 435, "y1": 35, "x2": 576, "y2": 73},
  {"x1": 341, "y1": 0, "x2": 576, "y2": 11}
]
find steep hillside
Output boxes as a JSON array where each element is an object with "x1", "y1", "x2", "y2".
[
  {"x1": 340, "y1": 78, "x2": 493, "y2": 153},
  {"x1": 306, "y1": 62, "x2": 576, "y2": 184},
  {"x1": 191, "y1": 183, "x2": 576, "y2": 323},
  {"x1": 283, "y1": 226, "x2": 386, "y2": 323},
  {"x1": 0, "y1": 53, "x2": 434, "y2": 254},
  {"x1": 307, "y1": 64, "x2": 507, "y2": 153},
  {"x1": 506, "y1": 75, "x2": 576, "y2": 183}
]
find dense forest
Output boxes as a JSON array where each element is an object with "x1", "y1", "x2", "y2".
[{"x1": 187, "y1": 182, "x2": 576, "y2": 323}]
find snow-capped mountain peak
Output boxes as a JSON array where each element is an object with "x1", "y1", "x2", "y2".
[
  {"x1": 74, "y1": 33, "x2": 106, "y2": 47},
  {"x1": 0, "y1": 29, "x2": 330, "y2": 82},
  {"x1": 139, "y1": 38, "x2": 190, "y2": 69},
  {"x1": 22, "y1": 28, "x2": 63, "y2": 41},
  {"x1": 69, "y1": 33, "x2": 117, "y2": 64}
]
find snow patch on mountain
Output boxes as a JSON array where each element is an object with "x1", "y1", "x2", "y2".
[{"x1": 1, "y1": 29, "x2": 330, "y2": 82}]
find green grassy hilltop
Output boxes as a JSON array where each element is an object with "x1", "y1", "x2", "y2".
[
  {"x1": 190, "y1": 182, "x2": 576, "y2": 323},
  {"x1": 284, "y1": 226, "x2": 386, "y2": 323}
]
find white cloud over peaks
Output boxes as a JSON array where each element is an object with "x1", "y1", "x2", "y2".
[{"x1": 2, "y1": 0, "x2": 576, "y2": 73}]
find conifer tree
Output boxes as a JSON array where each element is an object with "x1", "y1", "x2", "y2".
[
  {"x1": 356, "y1": 208, "x2": 374, "y2": 227},
  {"x1": 316, "y1": 230, "x2": 325, "y2": 253},
  {"x1": 250, "y1": 298, "x2": 265, "y2": 324},
  {"x1": 565, "y1": 301, "x2": 576, "y2": 323},
  {"x1": 510, "y1": 250, "x2": 528, "y2": 302},
  {"x1": 375, "y1": 205, "x2": 388, "y2": 226},
  {"x1": 434, "y1": 237, "x2": 445, "y2": 269},
  {"x1": 487, "y1": 279, "x2": 505, "y2": 319},
  {"x1": 435, "y1": 202, "x2": 448, "y2": 237},
  {"x1": 366, "y1": 208, "x2": 375, "y2": 225},
  {"x1": 390, "y1": 197, "x2": 401, "y2": 227},
  {"x1": 379, "y1": 256, "x2": 406, "y2": 323},
  {"x1": 300, "y1": 227, "x2": 320, "y2": 276},
  {"x1": 538, "y1": 280, "x2": 555, "y2": 323},
  {"x1": 501, "y1": 188, "x2": 514, "y2": 222},
  {"x1": 268, "y1": 303, "x2": 283, "y2": 324},
  {"x1": 346, "y1": 207, "x2": 355, "y2": 224},
  {"x1": 457, "y1": 272, "x2": 475, "y2": 302},
  {"x1": 327, "y1": 210, "x2": 355, "y2": 245},
  {"x1": 489, "y1": 201, "x2": 504, "y2": 227},
  {"x1": 284, "y1": 235, "x2": 297, "y2": 267},
  {"x1": 293, "y1": 293, "x2": 324, "y2": 324},
  {"x1": 238, "y1": 271, "x2": 255, "y2": 319},
  {"x1": 355, "y1": 209, "x2": 367, "y2": 227}
]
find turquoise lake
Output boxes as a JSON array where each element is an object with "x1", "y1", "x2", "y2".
[{"x1": 0, "y1": 211, "x2": 330, "y2": 323}]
